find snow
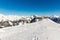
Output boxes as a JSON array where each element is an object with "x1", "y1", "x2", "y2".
[
  {"x1": 54, "y1": 15, "x2": 60, "y2": 18},
  {"x1": 0, "y1": 14, "x2": 34, "y2": 27},
  {"x1": 0, "y1": 14, "x2": 60, "y2": 40},
  {"x1": 0, "y1": 14, "x2": 33, "y2": 22},
  {"x1": 0, "y1": 18, "x2": 60, "y2": 40}
]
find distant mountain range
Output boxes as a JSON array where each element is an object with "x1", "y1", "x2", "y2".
[
  {"x1": 49, "y1": 15, "x2": 60, "y2": 23},
  {"x1": 0, "y1": 14, "x2": 60, "y2": 28}
]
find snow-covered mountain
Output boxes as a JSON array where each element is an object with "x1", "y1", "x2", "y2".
[
  {"x1": 49, "y1": 15, "x2": 60, "y2": 23},
  {"x1": 0, "y1": 14, "x2": 60, "y2": 28},
  {"x1": 0, "y1": 18, "x2": 60, "y2": 40},
  {"x1": 0, "y1": 14, "x2": 32, "y2": 21},
  {"x1": 0, "y1": 14, "x2": 35, "y2": 28},
  {"x1": 0, "y1": 14, "x2": 60, "y2": 40}
]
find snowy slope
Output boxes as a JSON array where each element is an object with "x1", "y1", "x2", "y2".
[{"x1": 0, "y1": 18, "x2": 60, "y2": 40}]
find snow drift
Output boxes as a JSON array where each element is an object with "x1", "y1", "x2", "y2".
[{"x1": 0, "y1": 18, "x2": 60, "y2": 40}]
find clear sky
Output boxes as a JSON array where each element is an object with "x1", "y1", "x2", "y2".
[{"x1": 0, "y1": 0, "x2": 60, "y2": 16}]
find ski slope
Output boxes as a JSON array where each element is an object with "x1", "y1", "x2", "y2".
[{"x1": 0, "y1": 18, "x2": 60, "y2": 40}]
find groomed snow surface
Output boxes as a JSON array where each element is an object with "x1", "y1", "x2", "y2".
[{"x1": 0, "y1": 18, "x2": 60, "y2": 40}]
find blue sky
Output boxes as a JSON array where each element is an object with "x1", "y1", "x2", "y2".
[{"x1": 0, "y1": 0, "x2": 60, "y2": 15}]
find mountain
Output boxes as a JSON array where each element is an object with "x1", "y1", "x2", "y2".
[
  {"x1": 0, "y1": 14, "x2": 60, "y2": 28},
  {"x1": 0, "y1": 18, "x2": 60, "y2": 40},
  {"x1": 0, "y1": 14, "x2": 34, "y2": 28},
  {"x1": 49, "y1": 15, "x2": 60, "y2": 23}
]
